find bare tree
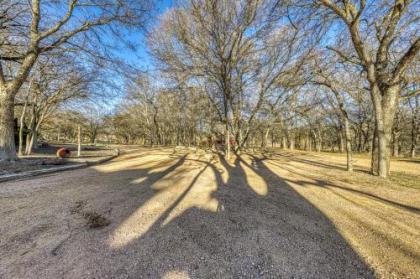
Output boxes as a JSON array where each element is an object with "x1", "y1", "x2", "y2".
[
  {"x1": 408, "y1": 95, "x2": 419, "y2": 157},
  {"x1": 0, "y1": 0, "x2": 151, "y2": 160},
  {"x1": 308, "y1": 0, "x2": 419, "y2": 177},
  {"x1": 312, "y1": 57, "x2": 359, "y2": 171},
  {"x1": 18, "y1": 55, "x2": 93, "y2": 154},
  {"x1": 149, "y1": 0, "x2": 316, "y2": 158}
]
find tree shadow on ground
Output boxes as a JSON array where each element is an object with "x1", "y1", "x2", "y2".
[
  {"x1": 88, "y1": 151, "x2": 376, "y2": 278},
  {"x1": 269, "y1": 151, "x2": 354, "y2": 172},
  {"x1": 259, "y1": 156, "x2": 420, "y2": 214},
  {"x1": 396, "y1": 158, "x2": 420, "y2": 164}
]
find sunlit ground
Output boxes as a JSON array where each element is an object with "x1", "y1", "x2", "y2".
[
  {"x1": 95, "y1": 148, "x2": 420, "y2": 278},
  {"x1": 1, "y1": 147, "x2": 419, "y2": 278}
]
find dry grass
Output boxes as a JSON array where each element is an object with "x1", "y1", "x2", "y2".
[{"x1": 389, "y1": 172, "x2": 420, "y2": 190}]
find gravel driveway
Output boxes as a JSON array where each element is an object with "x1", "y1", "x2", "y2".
[{"x1": 0, "y1": 148, "x2": 419, "y2": 278}]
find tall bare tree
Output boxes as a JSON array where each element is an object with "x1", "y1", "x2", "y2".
[
  {"x1": 313, "y1": 60, "x2": 356, "y2": 171},
  {"x1": 149, "y1": 0, "x2": 315, "y2": 158},
  {"x1": 307, "y1": 0, "x2": 419, "y2": 177},
  {"x1": 0, "y1": 0, "x2": 151, "y2": 160}
]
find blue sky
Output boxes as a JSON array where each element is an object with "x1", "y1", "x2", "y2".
[
  {"x1": 114, "y1": 0, "x2": 174, "y2": 72},
  {"x1": 94, "y1": 0, "x2": 175, "y2": 111}
]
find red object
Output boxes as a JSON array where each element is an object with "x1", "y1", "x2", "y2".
[{"x1": 57, "y1": 148, "x2": 71, "y2": 158}]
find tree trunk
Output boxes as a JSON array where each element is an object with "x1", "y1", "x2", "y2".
[
  {"x1": 410, "y1": 96, "x2": 419, "y2": 158},
  {"x1": 225, "y1": 120, "x2": 230, "y2": 159},
  {"x1": 370, "y1": 84, "x2": 399, "y2": 178},
  {"x1": 262, "y1": 127, "x2": 270, "y2": 148},
  {"x1": 18, "y1": 100, "x2": 28, "y2": 156},
  {"x1": 308, "y1": 135, "x2": 312, "y2": 152},
  {"x1": 77, "y1": 125, "x2": 81, "y2": 157},
  {"x1": 377, "y1": 120, "x2": 392, "y2": 178},
  {"x1": 271, "y1": 128, "x2": 274, "y2": 148},
  {"x1": 90, "y1": 129, "x2": 97, "y2": 144},
  {"x1": 0, "y1": 90, "x2": 17, "y2": 161},
  {"x1": 25, "y1": 111, "x2": 43, "y2": 155},
  {"x1": 392, "y1": 131, "x2": 400, "y2": 157},
  {"x1": 371, "y1": 124, "x2": 379, "y2": 175},
  {"x1": 313, "y1": 130, "x2": 321, "y2": 153},
  {"x1": 316, "y1": 141, "x2": 321, "y2": 152},
  {"x1": 344, "y1": 118, "x2": 353, "y2": 172},
  {"x1": 282, "y1": 136, "x2": 287, "y2": 149},
  {"x1": 0, "y1": 52, "x2": 38, "y2": 160},
  {"x1": 316, "y1": 130, "x2": 322, "y2": 152},
  {"x1": 26, "y1": 131, "x2": 37, "y2": 155},
  {"x1": 358, "y1": 128, "x2": 363, "y2": 152},
  {"x1": 339, "y1": 133, "x2": 345, "y2": 153},
  {"x1": 289, "y1": 136, "x2": 295, "y2": 150},
  {"x1": 237, "y1": 125, "x2": 243, "y2": 153}
]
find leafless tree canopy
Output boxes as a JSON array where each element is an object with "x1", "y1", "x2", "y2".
[{"x1": 1, "y1": 0, "x2": 419, "y2": 178}]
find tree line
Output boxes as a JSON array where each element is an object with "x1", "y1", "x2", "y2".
[{"x1": 1, "y1": 0, "x2": 418, "y2": 178}]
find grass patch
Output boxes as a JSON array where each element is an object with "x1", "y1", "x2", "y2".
[{"x1": 390, "y1": 172, "x2": 420, "y2": 190}]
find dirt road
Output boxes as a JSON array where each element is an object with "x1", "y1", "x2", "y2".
[{"x1": 1, "y1": 148, "x2": 419, "y2": 278}]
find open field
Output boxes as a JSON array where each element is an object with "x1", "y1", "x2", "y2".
[{"x1": 0, "y1": 147, "x2": 419, "y2": 278}]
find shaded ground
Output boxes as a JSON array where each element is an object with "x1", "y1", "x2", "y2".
[
  {"x1": 0, "y1": 148, "x2": 419, "y2": 278},
  {"x1": 0, "y1": 157, "x2": 69, "y2": 175},
  {"x1": 0, "y1": 144, "x2": 116, "y2": 176}
]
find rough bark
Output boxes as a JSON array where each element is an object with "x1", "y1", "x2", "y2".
[
  {"x1": 371, "y1": 124, "x2": 379, "y2": 175},
  {"x1": 0, "y1": 88, "x2": 17, "y2": 161},
  {"x1": 371, "y1": 85, "x2": 399, "y2": 177}
]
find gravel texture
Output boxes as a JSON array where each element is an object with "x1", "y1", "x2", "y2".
[{"x1": 0, "y1": 148, "x2": 419, "y2": 278}]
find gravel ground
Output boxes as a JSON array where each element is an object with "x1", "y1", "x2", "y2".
[
  {"x1": 0, "y1": 158, "x2": 69, "y2": 175},
  {"x1": 0, "y1": 145, "x2": 115, "y2": 176},
  {"x1": 0, "y1": 148, "x2": 419, "y2": 278}
]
